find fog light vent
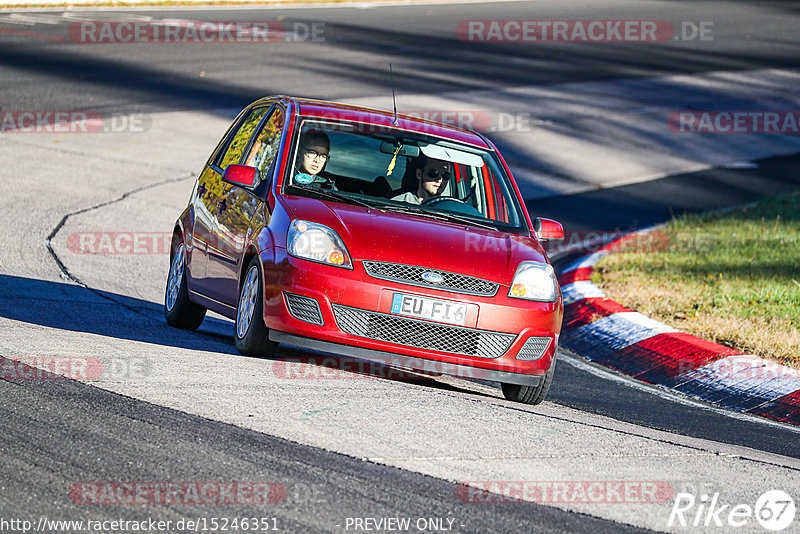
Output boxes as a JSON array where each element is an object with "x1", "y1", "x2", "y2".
[
  {"x1": 284, "y1": 292, "x2": 324, "y2": 325},
  {"x1": 516, "y1": 337, "x2": 550, "y2": 360}
]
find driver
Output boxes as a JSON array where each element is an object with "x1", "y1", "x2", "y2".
[{"x1": 391, "y1": 155, "x2": 450, "y2": 205}]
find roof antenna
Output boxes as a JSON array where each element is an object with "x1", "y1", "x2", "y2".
[{"x1": 389, "y1": 62, "x2": 398, "y2": 126}]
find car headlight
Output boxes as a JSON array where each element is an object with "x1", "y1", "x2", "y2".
[
  {"x1": 508, "y1": 261, "x2": 558, "y2": 302},
  {"x1": 287, "y1": 220, "x2": 353, "y2": 269}
]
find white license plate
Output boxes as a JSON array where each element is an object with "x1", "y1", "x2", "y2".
[{"x1": 390, "y1": 293, "x2": 467, "y2": 326}]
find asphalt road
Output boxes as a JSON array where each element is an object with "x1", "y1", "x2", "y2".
[
  {"x1": 1, "y1": 0, "x2": 800, "y2": 113},
  {"x1": 2, "y1": 1, "x2": 800, "y2": 533},
  {"x1": 2, "y1": 354, "x2": 647, "y2": 534}
]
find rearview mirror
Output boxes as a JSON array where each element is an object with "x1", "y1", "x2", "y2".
[
  {"x1": 533, "y1": 217, "x2": 564, "y2": 242},
  {"x1": 222, "y1": 164, "x2": 258, "y2": 189},
  {"x1": 379, "y1": 142, "x2": 420, "y2": 158}
]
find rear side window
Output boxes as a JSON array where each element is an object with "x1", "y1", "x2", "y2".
[
  {"x1": 244, "y1": 107, "x2": 285, "y2": 181},
  {"x1": 216, "y1": 107, "x2": 269, "y2": 170}
]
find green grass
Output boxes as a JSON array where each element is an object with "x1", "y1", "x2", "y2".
[{"x1": 592, "y1": 191, "x2": 800, "y2": 366}]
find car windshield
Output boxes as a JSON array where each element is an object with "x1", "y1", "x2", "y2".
[{"x1": 283, "y1": 118, "x2": 528, "y2": 234}]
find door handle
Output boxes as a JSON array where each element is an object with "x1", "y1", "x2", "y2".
[{"x1": 197, "y1": 183, "x2": 207, "y2": 197}]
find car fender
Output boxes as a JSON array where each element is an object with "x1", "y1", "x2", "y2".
[
  {"x1": 174, "y1": 204, "x2": 194, "y2": 250},
  {"x1": 254, "y1": 226, "x2": 275, "y2": 262}
]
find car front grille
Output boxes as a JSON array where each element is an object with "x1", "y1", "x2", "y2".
[
  {"x1": 361, "y1": 261, "x2": 499, "y2": 296},
  {"x1": 516, "y1": 336, "x2": 551, "y2": 360},
  {"x1": 332, "y1": 304, "x2": 515, "y2": 359},
  {"x1": 284, "y1": 292, "x2": 324, "y2": 325}
]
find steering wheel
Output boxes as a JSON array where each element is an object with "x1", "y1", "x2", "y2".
[
  {"x1": 421, "y1": 196, "x2": 468, "y2": 207},
  {"x1": 421, "y1": 196, "x2": 485, "y2": 218}
]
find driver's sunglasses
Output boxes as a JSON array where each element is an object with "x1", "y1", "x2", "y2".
[
  {"x1": 425, "y1": 168, "x2": 451, "y2": 181},
  {"x1": 304, "y1": 148, "x2": 329, "y2": 162}
]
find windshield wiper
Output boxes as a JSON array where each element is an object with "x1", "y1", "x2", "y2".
[
  {"x1": 289, "y1": 185, "x2": 375, "y2": 209},
  {"x1": 428, "y1": 210, "x2": 497, "y2": 231},
  {"x1": 371, "y1": 200, "x2": 498, "y2": 231}
]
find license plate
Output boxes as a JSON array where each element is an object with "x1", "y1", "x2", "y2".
[{"x1": 390, "y1": 293, "x2": 467, "y2": 326}]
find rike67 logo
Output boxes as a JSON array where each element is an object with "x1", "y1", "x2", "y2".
[{"x1": 668, "y1": 490, "x2": 795, "y2": 531}]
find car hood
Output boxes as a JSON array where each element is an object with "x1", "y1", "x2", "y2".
[{"x1": 283, "y1": 196, "x2": 548, "y2": 285}]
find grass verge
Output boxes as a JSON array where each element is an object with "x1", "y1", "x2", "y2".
[{"x1": 592, "y1": 190, "x2": 800, "y2": 367}]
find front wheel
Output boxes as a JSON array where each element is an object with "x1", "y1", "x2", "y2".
[
  {"x1": 164, "y1": 237, "x2": 206, "y2": 330},
  {"x1": 235, "y1": 256, "x2": 277, "y2": 357},
  {"x1": 501, "y1": 357, "x2": 556, "y2": 405}
]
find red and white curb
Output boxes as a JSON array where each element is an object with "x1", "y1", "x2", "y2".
[{"x1": 556, "y1": 232, "x2": 800, "y2": 426}]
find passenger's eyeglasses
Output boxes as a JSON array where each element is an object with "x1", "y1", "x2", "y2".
[
  {"x1": 303, "y1": 148, "x2": 329, "y2": 162},
  {"x1": 425, "y1": 168, "x2": 450, "y2": 181}
]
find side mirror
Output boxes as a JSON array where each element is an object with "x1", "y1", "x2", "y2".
[
  {"x1": 222, "y1": 164, "x2": 258, "y2": 189},
  {"x1": 533, "y1": 217, "x2": 564, "y2": 242}
]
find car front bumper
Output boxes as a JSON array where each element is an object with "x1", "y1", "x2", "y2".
[{"x1": 262, "y1": 250, "x2": 562, "y2": 381}]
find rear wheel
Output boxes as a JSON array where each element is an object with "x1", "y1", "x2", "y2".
[
  {"x1": 235, "y1": 256, "x2": 277, "y2": 357},
  {"x1": 501, "y1": 357, "x2": 556, "y2": 405},
  {"x1": 164, "y1": 237, "x2": 206, "y2": 330}
]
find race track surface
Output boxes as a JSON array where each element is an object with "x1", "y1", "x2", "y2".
[{"x1": 1, "y1": 1, "x2": 799, "y2": 532}]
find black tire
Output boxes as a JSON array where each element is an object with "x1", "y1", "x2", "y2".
[
  {"x1": 235, "y1": 256, "x2": 278, "y2": 357},
  {"x1": 164, "y1": 236, "x2": 206, "y2": 330},
  {"x1": 501, "y1": 357, "x2": 556, "y2": 405}
]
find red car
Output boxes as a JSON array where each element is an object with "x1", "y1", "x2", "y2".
[{"x1": 165, "y1": 96, "x2": 564, "y2": 404}]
